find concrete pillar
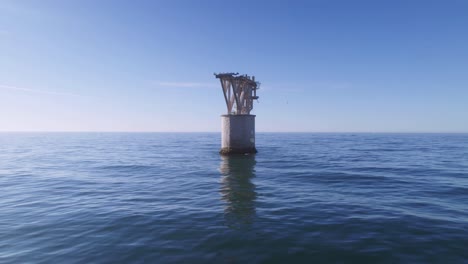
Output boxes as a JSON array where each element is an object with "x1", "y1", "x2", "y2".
[{"x1": 220, "y1": 115, "x2": 257, "y2": 155}]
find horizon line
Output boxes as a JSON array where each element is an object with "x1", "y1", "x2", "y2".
[{"x1": 0, "y1": 131, "x2": 467, "y2": 134}]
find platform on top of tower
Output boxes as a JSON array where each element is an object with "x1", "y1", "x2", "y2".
[{"x1": 214, "y1": 72, "x2": 258, "y2": 84}]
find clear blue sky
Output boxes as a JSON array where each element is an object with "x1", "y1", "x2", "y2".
[{"x1": 1, "y1": 0, "x2": 467, "y2": 132}]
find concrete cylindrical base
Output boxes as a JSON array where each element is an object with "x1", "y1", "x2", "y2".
[{"x1": 220, "y1": 115, "x2": 257, "y2": 155}]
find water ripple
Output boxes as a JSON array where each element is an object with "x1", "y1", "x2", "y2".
[{"x1": 0, "y1": 133, "x2": 468, "y2": 263}]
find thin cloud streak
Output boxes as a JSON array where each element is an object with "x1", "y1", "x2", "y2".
[
  {"x1": 0, "y1": 84, "x2": 88, "y2": 98},
  {"x1": 265, "y1": 81, "x2": 352, "y2": 91},
  {"x1": 154, "y1": 81, "x2": 218, "y2": 88}
]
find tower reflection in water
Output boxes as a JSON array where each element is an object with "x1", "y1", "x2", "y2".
[{"x1": 219, "y1": 155, "x2": 257, "y2": 228}]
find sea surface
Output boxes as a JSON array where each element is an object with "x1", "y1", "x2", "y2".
[{"x1": 1, "y1": 133, "x2": 467, "y2": 263}]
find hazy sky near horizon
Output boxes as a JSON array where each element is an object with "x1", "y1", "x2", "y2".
[{"x1": 1, "y1": 0, "x2": 467, "y2": 132}]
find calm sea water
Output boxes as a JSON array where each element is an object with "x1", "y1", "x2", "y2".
[{"x1": 1, "y1": 133, "x2": 467, "y2": 263}]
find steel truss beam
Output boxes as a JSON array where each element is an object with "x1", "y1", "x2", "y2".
[{"x1": 215, "y1": 72, "x2": 259, "y2": 115}]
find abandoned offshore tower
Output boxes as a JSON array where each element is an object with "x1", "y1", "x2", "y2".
[{"x1": 215, "y1": 72, "x2": 260, "y2": 155}]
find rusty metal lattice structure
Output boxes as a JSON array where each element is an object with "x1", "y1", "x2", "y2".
[{"x1": 214, "y1": 72, "x2": 259, "y2": 115}]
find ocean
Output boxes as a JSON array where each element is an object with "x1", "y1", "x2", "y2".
[{"x1": 0, "y1": 132, "x2": 467, "y2": 263}]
